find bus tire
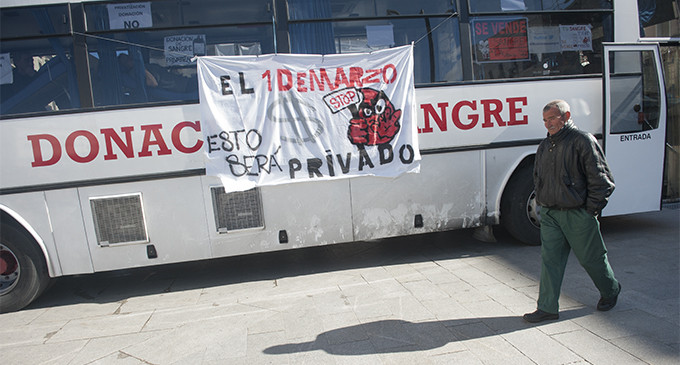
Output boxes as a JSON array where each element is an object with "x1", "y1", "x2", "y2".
[
  {"x1": 0, "y1": 224, "x2": 50, "y2": 313},
  {"x1": 501, "y1": 166, "x2": 541, "y2": 245}
]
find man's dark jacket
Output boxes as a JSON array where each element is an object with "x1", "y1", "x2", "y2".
[{"x1": 533, "y1": 121, "x2": 615, "y2": 215}]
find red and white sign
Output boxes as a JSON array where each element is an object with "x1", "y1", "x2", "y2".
[{"x1": 472, "y1": 17, "x2": 529, "y2": 62}]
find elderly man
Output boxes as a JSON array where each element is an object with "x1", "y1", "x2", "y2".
[{"x1": 523, "y1": 100, "x2": 621, "y2": 323}]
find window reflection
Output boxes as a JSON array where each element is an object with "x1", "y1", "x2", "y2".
[
  {"x1": 288, "y1": 0, "x2": 455, "y2": 19},
  {"x1": 470, "y1": 0, "x2": 611, "y2": 12},
  {"x1": 470, "y1": 13, "x2": 612, "y2": 79},
  {"x1": 0, "y1": 38, "x2": 79, "y2": 115},
  {"x1": 290, "y1": 16, "x2": 463, "y2": 84},
  {"x1": 87, "y1": 26, "x2": 273, "y2": 107}
]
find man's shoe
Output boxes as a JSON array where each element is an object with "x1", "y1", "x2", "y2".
[
  {"x1": 523, "y1": 309, "x2": 559, "y2": 323},
  {"x1": 597, "y1": 283, "x2": 621, "y2": 311}
]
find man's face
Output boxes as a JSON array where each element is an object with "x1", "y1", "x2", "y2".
[{"x1": 542, "y1": 107, "x2": 567, "y2": 135}]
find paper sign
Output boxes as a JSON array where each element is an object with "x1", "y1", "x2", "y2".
[
  {"x1": 164, "y1": 35, "x2": 206, "y2": 65},
  {"x1": 107, "y1": 2, "x2": 152, "y2": 30},
  {"x1": 528, "y1": 26, "x2": 561, "y2": 54},
  {"x1": 560, "y1": 25, "x2": 593, "y2": 51}
]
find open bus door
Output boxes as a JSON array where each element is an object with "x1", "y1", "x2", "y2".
[{"x1": 602, "y1": 43, "x2": 667, "y2": 216}]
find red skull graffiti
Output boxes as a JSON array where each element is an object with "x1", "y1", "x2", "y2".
[{"x1": 347, "y1": 88, "x2": 401, "y2": 146}]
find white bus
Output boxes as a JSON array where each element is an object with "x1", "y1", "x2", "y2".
[{"x1": 0, "y1": 0, "x2": 668, "y2": 313}]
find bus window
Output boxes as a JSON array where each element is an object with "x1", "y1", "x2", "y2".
[
  {"x1": 288, "y1": 3, "x2": 463, "y2": 84},
  {"x1": 0, "y1": 4, "x2": 71, "y2": 38},
  {"x1": 0, "y1": 38, "x2": 79, "y2": 116},
  {"x1": 87, "y1": 26, "x2": 273, "y2": 107},
  {"x1": 470, "y1": 12, "x2": 613, "y2": 80},
  {"x1": 470, "y1": 0, "x2": 612, "y2": 12},
  {"x1": 288, "y1": 0, "x2": 455, "y2": 19},
  {"x1": 84, "y1": 0, "x2": 272, "y2": 31},
  {"x1": 608, "y1": 50, "x2": 662, "y2": 134}
]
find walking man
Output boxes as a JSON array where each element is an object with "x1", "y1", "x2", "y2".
[{"x1": 523, "y1": 100, "x2": 621, "y2": 323}]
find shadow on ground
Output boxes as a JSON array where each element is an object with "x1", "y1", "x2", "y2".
[{"x1": 264, "y1": 309, "x2": 589, "y2": 356}]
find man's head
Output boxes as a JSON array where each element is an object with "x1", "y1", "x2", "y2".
[{"x1": 542, "y1": 99, "x2": 571, "y2": 136}]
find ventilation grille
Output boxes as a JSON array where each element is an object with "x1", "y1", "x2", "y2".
[
  {"x1": 211, "y1": 187, "x2": 264, "y2": 232},
  {"x1": 90, "y1": 194, "x2": 148, "y2": 245}
]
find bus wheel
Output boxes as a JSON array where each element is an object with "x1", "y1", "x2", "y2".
[
  {"x1": 0, "y1": 225, "x2": 50, "y2": 313},
  {"x1": 501, "y1": 167, "x2": 541, "y2": 245}
]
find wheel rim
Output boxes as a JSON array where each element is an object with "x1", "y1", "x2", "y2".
[
  {"x1": 0, "y1": 244, "x2": 20, "y2": 295},
  {"x1": 527, "y1": 191, "x2": 541, "y2": 229}
]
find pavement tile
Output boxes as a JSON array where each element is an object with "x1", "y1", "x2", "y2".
[
  {"x1": 125, "y1": 315, "x2": 249, "y2": 364},
  {"x1": 552, "y1": 329, "x2": 646, "y2": 364},
  {"x1": 477, "y1": 262, "x2": 537, "y2": 289},
  {"x1": 245, "y1": 330, "x2": 291, "y2": 364},
  {"x1": 502, "y1": 327, "x2": 582, "y2": 365},
  {"x1": 282, "y1": 311, "x2": 325, "y2": 342},
  {"x1": 1, "y1": 339, "x2": 87, "y2": 365},
  {"x1": 247, "y1": 309, "x2": 287, "y2": 335},
  {"x1": 357, "y1": 266, "x2": 393, "y2": 283},
  {"x1": 0, "y1": 320, "x2": 66, "y2": 349},
  {"x1": 620, "y1": 288, "x2": 680, "y2": 323},
  {"x1": 116, "y1": 288, "x2": 202, "y2": 313},
  {"x1": 609, "y1": 335, "x2": 680, "y2": 365},
  {"x1": 31, "y1": 302, "x2": 121, "y2": 324},
  {"x1": 352, "y1": 297, "x2": 395, "y2": 321},
  {"x1": 477, "y1": 282, "x2": 535, "y2": 308},
  {"x1": 460, "y1": 335, "x2": 534, "y2": 365},
  {"x1": 383, "y1": 263, "x2": 428, "y2": 283},
  {"x1": 437, "y1": 280, "x2": 490, "y2": 303},
  {"x1": 451, "y1": 266, "x2": 500, "y2": 287},
  {"x1": 67, "y1": 331, "x2": 159, "y2": 365},
  {"x1": 311, "y1": 289, "x2": 356, "y2": 315},
  {"x1": 460, "y1": 299, "x2": 515, "y2": 319},
  {"x1": 383, "y1": 294, "x2": 436, "y2": 322},
  {"x1": 46, "y1": 311, "x2": 153, "y2": 342},
  {"x1": 427, "y1": 349, "x2": 484, "y2": 365},
  {"x1": 87, "y1": 352, "x2": 147, "y2": 364},
  {"x1": 369, "y1": 277, "x2": 411, "y2": 298},
  {"x1": 401, "y1": 279, "x2": 450, "y2": 301},
  {"x1": 420, "y1": 297, "x2": 477, "y2": 322},
  {"x1": 0, "y1": 307, "x2": 47, "y2": 326},
  {"x1": 573, "y1": 309, "x2": 680, "y2": 344},
  {"x1": 142, "y1": 301, "x2": 268, "y2": 332}
]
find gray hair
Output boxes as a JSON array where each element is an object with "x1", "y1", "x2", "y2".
[{"x1": 543, "y1": 99, "x2": 570, "y2": 115}]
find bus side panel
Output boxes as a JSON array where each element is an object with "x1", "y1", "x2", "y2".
[
  {"x1": 77, "y1": 176, "x2": 211, "y2": 272},
  {"x1": 0, "y1": 105, "x2": 205, "y2": 192},
  {"x1": 415, "y1": 79, "x2": 603, "y2": 151},
  {"x1": 206, "y1": 177, "x2": 354, "y2": 258},
  {"x1": 351, "y1": 151, "x2": 484, "y2": 241},
  {"x1": 45, "y1": 189, "x2": 94, "y2": 275},
  {"x1": 0, "y1": 193, "x2": 61, "y2": 277},
  {"x1": 485, "y1": 146, "x2": 537, "y2": 221}
]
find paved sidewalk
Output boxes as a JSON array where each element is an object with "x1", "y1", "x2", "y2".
[{"x1": 1, "y1": 206, "x2": 678, "y2": 364}]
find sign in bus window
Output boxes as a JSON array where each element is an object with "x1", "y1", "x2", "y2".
[
  {"x1": 107, "y1": 2, "x2": 153, "y2": 30},
  {"x1": 472, "y1": 17, "x2": 530, "y2": 62}
]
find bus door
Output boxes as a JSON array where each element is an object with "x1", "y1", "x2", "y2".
[{"x1": 602, "y1": 43, "x2": 667, "y2": 216}]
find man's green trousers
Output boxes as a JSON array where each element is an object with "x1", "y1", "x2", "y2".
[{"x1": 537, "y1": 207, "x2": 620, "y2": 314}]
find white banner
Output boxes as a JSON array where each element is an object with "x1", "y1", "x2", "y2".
[{"x1": 197, "y1": 45, "x2": 420, "y2": 192}]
